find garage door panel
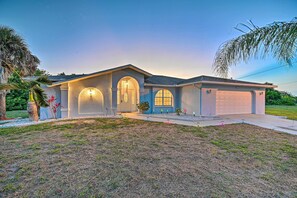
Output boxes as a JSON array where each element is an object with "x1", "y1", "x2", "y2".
[{"x1": 216, "y1": 91, "x2": 252, "y2": 115}]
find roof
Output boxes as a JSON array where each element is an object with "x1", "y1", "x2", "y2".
[
  {"x1": 45, "y1": 64, "x2": 276, "y2": 88},
  {"x1": 145, "y1": 75, "x2": 185, "y2": 85},
  {"x1": 47, "y1": 74, "x2": 87, "y2": 82},
  {"x1": 49, "y1": 64, "x2": 152, "y2": 86},
  {"x1": 23, "y1": 74, "x2": 87, "y2": 82},
  {"x1": 144, "y1": 75, "x2": 276, "y2": 88},
  {"x1": 177, "y1": 75, "x2": 266, "y2": 86}
]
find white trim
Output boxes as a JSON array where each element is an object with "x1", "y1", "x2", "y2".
[
  {"x1": 145, "y1": 83, "x2": 179, "y2": 87},
  {"x1": 199, "y1": 81, "x2": 277, "y2": 88},
  {"x1": 144, "y1": 81, "x2": 277, "y2": 88}
]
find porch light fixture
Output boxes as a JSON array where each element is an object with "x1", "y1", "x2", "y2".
[
  {"x1": 259, "y1": 92, "x2": 264, "y2": 95},
  {"x1": 206, "y1": 89, "x2": 212, "y2": 94},
  {"x1": 89, "y1": 89, "x2": 94, "y2": 96}
]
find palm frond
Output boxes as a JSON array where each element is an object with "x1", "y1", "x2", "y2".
[
  {"x1": 0, "y1": 83, "x2": 23, "y2": 91},
  {"x1": 0, "y1": 26, "x2": 39, "y2": 76},
  {"x1": 32, "y1": 85, "x2": 48, "y2": 107},
  {"x1": 35, "y1": 75, "x2": 52, "y2": 85},
  {"x1": 213, "y1": 19, "x2": 297, "y2": 77}
]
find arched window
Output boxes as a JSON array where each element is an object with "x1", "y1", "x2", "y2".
[
  {"x1": 78, "y1": 87, "x2": 104, "y2": 114},
  {"x1": 155, "y1": 89, "x2": 173, "y2": 106}
]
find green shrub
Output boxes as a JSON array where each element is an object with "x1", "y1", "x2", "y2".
[
  {"x1": 175, "y1": 108, "x2": 182, "y2": 116},
  {"x1": 281, "y1": 95, "x2": 296, "y2": 106},
  {"x1": 266, "y1": 88, "x2": 296, "y2": 106},
  {"x1": 137, "y1": 101, "x2": 150, "y2": 113},
  {"x1": 6, "y1": 72, "x2": 28, "y2": 111}
]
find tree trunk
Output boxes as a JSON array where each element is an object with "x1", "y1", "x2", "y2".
[
  {"x1": 27, "y1": 102, "x2": 38, "y2": 121},
  {"x1": 0, "y1": 66, "x2": 8, "y2": 120},
  {"x1": 0, "y1": 91, "x2": 7, "y2": 120}
]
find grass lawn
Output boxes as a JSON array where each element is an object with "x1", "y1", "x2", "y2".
[
  {"x1": 266, "y1": 105, "x2": 297, "y2": 120},
  {"x1": 6, "y1": 110, "x2": 28, "y2": 119},
  {"x1": 0, "y1": 118, "x2": 296, "y2": 197}
]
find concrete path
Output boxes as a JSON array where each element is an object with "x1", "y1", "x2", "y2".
[
  {"x1": 221, "y1": 114, "x2": 297, "y2": 135},
  {"x1": 123, "y1": 113, "x2": 297, "y2": 136},
  {"x1": 1, "y1": 113, "x2": 296, "y2": 136}
]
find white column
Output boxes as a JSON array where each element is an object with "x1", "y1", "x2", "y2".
[{"x1": 60, "y1": 84, "x2": 69, "y2": 118}]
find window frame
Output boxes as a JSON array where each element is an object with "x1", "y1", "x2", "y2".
[{"x1": 154, "y1": 89, "x2": 173, "y2": 107}]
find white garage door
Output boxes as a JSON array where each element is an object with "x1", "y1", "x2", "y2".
[{"x1": 216, "y1": 91, "x2": 252, "y2": 115}]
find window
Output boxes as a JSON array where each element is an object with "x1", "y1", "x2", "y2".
[{"x1": 154, "y1": 89, "x2": 173, "y2": 106}]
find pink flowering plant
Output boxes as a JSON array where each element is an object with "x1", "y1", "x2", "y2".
[{"x1": 47, "y1": 95, "x2": 61, "y2": 119}]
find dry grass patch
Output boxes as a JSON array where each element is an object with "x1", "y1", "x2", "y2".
[
  {"x1": 0, "y1": 118, "x2": 296, "y2": 197},
  {"x1": 53, "y1": 119, "x2": 97, "y2": 126}
]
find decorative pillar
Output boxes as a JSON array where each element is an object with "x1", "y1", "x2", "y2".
[
  {"x1": 60, "y1": 84, "x2": 69, "y2": 118},
  {"x1": 111, "y1": 87, "x2": 118, "y2": 110}
]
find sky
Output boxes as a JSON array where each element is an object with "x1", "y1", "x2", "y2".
[{"x1": 0, "y1": 0, "x2": 297, "y2": 94}]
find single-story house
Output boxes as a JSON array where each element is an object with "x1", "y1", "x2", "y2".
[{"x1": 40, "y1": 64, "x2": 276, "y2": 120}]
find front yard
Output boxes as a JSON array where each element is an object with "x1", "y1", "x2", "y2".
[
  {"x1": 266, "y1": 105, "x2": 297, "y2": 120},
  {"x1": 0, "y1": 118, "x2": 296, "y2": 197}
]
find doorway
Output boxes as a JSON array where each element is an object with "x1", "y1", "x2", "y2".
[{"x1": 117, "y1": 76, "x2": 139, "y2": 112}]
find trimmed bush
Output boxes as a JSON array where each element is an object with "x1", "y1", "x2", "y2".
[{"x1": 137, "y1": 101, "x2": 150, "y2": 113}]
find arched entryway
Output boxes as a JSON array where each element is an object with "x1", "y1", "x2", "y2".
[
  {"x1": 117, "y1": 76, "x2": 139, "y2": 112},
  {"x1": 78, "y1": 87, "x2": 104, "y2": 114}
]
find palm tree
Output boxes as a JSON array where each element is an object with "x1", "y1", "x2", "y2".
[
  {"x1": 213, "y1": 19, "x2": 297, "y2": 78},
  {"x1": 0, "y1": 74, "x2": 51, "y2": 121},
  {"x1": 0, "y1": 26, "x2": 39, "y2": 120}
]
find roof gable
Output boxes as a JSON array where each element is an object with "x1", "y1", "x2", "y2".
[{"x1": 49, "y1": 64, "x2": 152, "y2": 87}]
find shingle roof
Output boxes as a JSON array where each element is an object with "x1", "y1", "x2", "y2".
[
  {"x1": 145, "y1": 75, "x2": 184, "y2": 85},
  {"x1": 144, "y1": 75, "x2": 266, "y2": 86},
  {"x1": 177, "y1": 75, "x2": 265, "y2": 86},
  {"x1": 47, "y1": 74, "x2": 87, "y2": 82},
  {"x1": 43, "y1": 64, "x2": 274, "y2": 88}
]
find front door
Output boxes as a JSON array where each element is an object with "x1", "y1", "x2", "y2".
[
  {"x1": 118, "y1": 89, "x2": 137, "y2": 112},
  {"x1": 117, "y1": 77, "x2": 139, "y2": 112}
]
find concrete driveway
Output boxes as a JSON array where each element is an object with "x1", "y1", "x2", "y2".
[
  {"x1": 220, "y1": 114, "x2": 297, "y2": 135},
  {"x1": 123, "y1": 113, "x2": 297, "y2": 135}
]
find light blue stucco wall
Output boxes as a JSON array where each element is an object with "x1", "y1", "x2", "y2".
[{"x1": 141, "y1": 86, "x2": 180, "y2": 114}]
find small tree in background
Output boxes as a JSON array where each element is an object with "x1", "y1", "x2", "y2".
[
  {"x1": 6, "y1": 71, "x2": 28, "y2": 111},
  {"x1": 266, "y1": 88, "x2": 296, "y2": 106},
  {"x1": 0, "y1": 73, "x2": 51, "y2": 121},
  {"x1": 6, "y1": 68, "x2": 50, "y2": 111}
]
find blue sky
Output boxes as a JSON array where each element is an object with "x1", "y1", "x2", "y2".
[{"x1": 0, "y1": 0, "x2": 296, "y2": 94}]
